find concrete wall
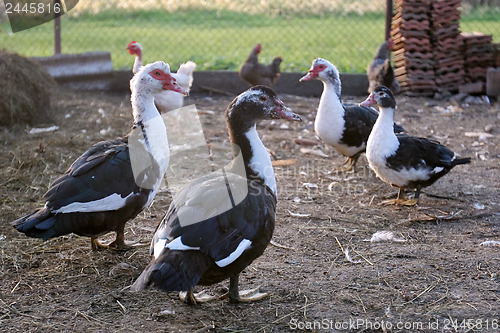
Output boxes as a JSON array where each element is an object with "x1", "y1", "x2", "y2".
[
  {"x1": 33, "y1": 52, "x2": 114, "y2": 90},
  {"x1": 32, "y1": 52, "x2": 369, "y2": 96},
  {"x1": 111, "y1": 70, "x2": 369, "y2": 97}
]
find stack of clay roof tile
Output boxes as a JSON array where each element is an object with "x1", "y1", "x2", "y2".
[
  {"x1": 430, "y1": 0, "x2": 464, "y2": 93},
  {"x1": 460, "y1": 32, "x2": 494, "y2": 94},
  {"x1": 391, "y1": 0, "x2": 436, "y2": 96}
]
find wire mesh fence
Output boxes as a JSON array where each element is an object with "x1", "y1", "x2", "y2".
[{"x1": 0, "y1": 0, "x2": 498, "y2": 74}]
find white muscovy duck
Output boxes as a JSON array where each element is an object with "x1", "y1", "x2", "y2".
[
  {"x1": 299, "y1": 58, "x2": 405, "y2": 171},
  {"x1": 360, "y1": 85, "x2": 471, "y2": 205},
  {"x1": 127, "y1": 40, "x2": 196, "y2": 112},
  {"x1": 131, "y1": 86, "x2": 302, "y2": 304},
  {"x1": 367, "y1": 38, "x2": 400, "y2": 94},
  {"x1": 12, "y1": 61, "x2": 188, "y2": 250}
]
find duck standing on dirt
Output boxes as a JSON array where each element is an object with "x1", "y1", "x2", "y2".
[
  {"x1": 360, "y1": 85, "x2": 471, "y2": 205},
  {"x1": 300, "y1": 58, "x2": 405, "y2": 171},
  {"x1": 131, "y1": 86, "x2": 302, "y2": 304},
  {"x1": 12, "y1": 62, "x2": 187, "y2": 250}
]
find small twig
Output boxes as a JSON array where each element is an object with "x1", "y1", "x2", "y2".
[
  {"x1": 0, "y1": 178, "x2": 16, "y2": 187},
  {"x1": 334, "y1": 237, "x2": 344, "y2": 253},
  {"x1": 10, "y1": 280, "x2": 21, "y2": 293},
  {"x1": 270, "y1": 239, "x2": 296, "y2": 250},
  {"x1": 272, "y1": 159, "x2": 297, "y2": 167},
  {"x1": 401, "y1": 278, "x2": 442, "y2": 305},
  {"x1": 356, "y1": 294, "x2": 367, "y2": 313},
  {"x1": 73, "y1": 309, "x2": 109, "y2": 326},
  {"x1": 463, "y1": 302, "x2": 478, "y2": 310},
  {"x1": 368, "y1": 194, "x2": 376, "y2": 206},
  {"x1": 422, "y1": 192, "x2": 466, "y2": 202},
  {"x1": 0, "y1": 297, "x2": 43, "y2": 320},
  {"x1": 352, "y1": 249, "x2": 374, "y2": 266},
  {"x1": 447, "y1": 313, "x2": 459, "y2": 332},
  {"x1": 335, "y1": 237, "x2": 364, "y2": 264},
  {"x1": 408, "y1": 210, "x2": 496, "y2": 224},
  {"x1": 423, "y1": 210, "x2": 463, "y2": 221},
  {"x1": 424, "y1": 295, "x2": 449, "y2": 315},
  {"x1": 192, "y1": 323, "x2": 215, "y2": 333},
  {"x1": 428, "y1": 295, "x2": 448, "y2": 308},
  {"x1": 303, "y1": 295, "x2": 308, "y2": 320},
  {"x1": 116, "y1": 300, "x2": 126, "y2": 314},
  {"x1": 256, "y1": 302, "x2": 315, "y2": 332}
]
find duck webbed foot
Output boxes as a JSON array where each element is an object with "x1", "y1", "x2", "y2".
[
  {"x1": 179, "y1": 289, "x2": 219, "y2": 305},
  {"x1": 179, "y1": 275, "x2": 268, "y2": 305},
  {"x1": 91, "y1": 231, "x2": 132, "y2": 251},
  {"x1": 381, "y1": 188, "x2": 419, "y2": 206},
  {"x1": 333, "y1": 156, "x2": 358, "y2": 172},
  {"x1": 227, "y1": 275, "x2": 268, "y2": 303}
]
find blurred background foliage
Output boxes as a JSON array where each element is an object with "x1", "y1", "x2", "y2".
[{"x1": 0, "y1": 0, "x2": 498, "y2": 73}]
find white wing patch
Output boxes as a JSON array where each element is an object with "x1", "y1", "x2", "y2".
[
  {"x1": 163, "y1": 236, "x2": 200, "y2": 255},
  {"x1": 53, "y1": 192, "x2": 134, "y2": 213},
  {"x1": 215, "y1": 238, "x2": 252, "y2": 267},
  {"x1": 432, "y1": 166, "x2": 444, "y2": 174},
  {"x1": 153, "y1": 238, "x2": 168, "y2": 259}
]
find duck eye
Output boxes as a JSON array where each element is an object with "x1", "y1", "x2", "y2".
[
  {"x1": 155, "y1": 70, "x2": 161, "y2": 76},
  {"x1": 259, "y1": 96, "x2": 267, "y2": 102}
]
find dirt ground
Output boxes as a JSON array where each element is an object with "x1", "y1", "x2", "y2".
[{"x1": 0, "y1": 87, "x2": 499, "y2": 333}]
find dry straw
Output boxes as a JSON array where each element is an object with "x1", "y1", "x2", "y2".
[{"x1": 0, "y1": 50, "x2": 56, "y2": 126}]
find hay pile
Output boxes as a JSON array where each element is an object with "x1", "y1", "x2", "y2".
[{"x1": 0, "y1": 50, "x2": 56, "y2": 126}]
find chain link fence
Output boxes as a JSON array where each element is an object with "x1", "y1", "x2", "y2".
[{"x1": 0, "y1": 0, "x2": 498, "y2": 74}]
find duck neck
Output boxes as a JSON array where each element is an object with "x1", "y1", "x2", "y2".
[
  {"x1": 132, "y1": 89, "x2": 159, "y2": 124},
  {"x1": 227, "y1": 118, "x2": 277, "y2": 195},
  {"x1": 131, "y1": 89, "x2": 169, "y2": 180},
  {"x1": 373, "y1": 106, "x2": 396, "y2": 134},
  {"x1": 375, "y1": 41, "x2": 390, "y2": 59},
  {"x1": 133, "y1": 52, "x2": 142, "y2": 74},
  {"x1": 367, "y1": 106, "x2": 398, "y2": 158},
  {"x1": 315, "y1": 76, "x2": 345, "y2": 141},
  {"x1": 318, "y1": 77, "x2": 344, "y2": 114}
]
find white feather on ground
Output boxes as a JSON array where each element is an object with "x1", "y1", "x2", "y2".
[
  {"x1": 479, "y1": 240, "x2": 500, "y2": 247},
  {"x1": 364, "y1": 231, "x2": 406, "y2": 243}
]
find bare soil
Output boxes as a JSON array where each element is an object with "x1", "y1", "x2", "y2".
[{"x1": 1, "y1": 88, "x2": 499, "y2": 332}]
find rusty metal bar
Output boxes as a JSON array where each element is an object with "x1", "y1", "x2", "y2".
[
  {"x1": 54, "y1": 0, "x2": 62, "y2": 54},
  {"x1": 386, "y1": 0, "x2": 393, "y2": 40}
]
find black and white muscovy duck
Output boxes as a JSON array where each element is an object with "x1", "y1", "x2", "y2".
[
  {"x1": 299, "y1": 58, "x2": 405, "y2": 171},
  {"x1": 360, "y1": 85, "x2": 471, "y2": 205},
  {"x1": 127, "y1": 40, "x2": 196, "y2": 112},
  {"x1": 12, "y1": 61, "x2": 188, "y2": 250},
  {"x1": 367, "y1": 38, "x2": 400, "y2": 94},
  {"x1": 131, "y1": 86, "x2": 302, "y2": 304}
]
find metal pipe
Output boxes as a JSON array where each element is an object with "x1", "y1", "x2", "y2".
[
  {"x1": 54, "y1": 0, "x2": 62, "y2": 54},
  {"x1": 385, "y1": 0, "x2": 393, "y2": 40}
]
